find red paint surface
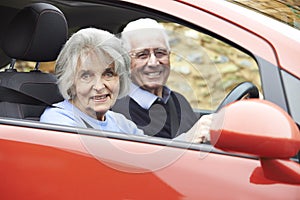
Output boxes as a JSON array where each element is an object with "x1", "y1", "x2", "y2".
[{"x1": 211, "y1": 99, "x2": 300, "y2": 158}]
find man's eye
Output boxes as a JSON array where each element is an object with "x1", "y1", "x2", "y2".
[
  {"x1": 136, "y1": 51, "x2": 149, "y2": 59},
  {"x1": 155, "y1": 49, "x2": 168, "y2": 58}
]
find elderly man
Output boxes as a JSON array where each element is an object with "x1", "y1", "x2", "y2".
[{"x1": 112, "y1": 18, "x2": 211, "y2": 142}]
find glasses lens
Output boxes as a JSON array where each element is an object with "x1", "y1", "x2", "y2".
[
  {"x1": 154, "y1": 48, "x2": 168, "y2": 59},
  {"x1": 131, "y1": 48, "x2": 169, "y2": 62},
  {"x1": 134, "y1": 49, "x2": 151, "y2": 60}
]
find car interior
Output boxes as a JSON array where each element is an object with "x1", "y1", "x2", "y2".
[{"x1": 0, "y1": 3, "x2": 66, "y2": 120}]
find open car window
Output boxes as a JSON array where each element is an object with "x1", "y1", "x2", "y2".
[{"x1": 1, "y1": 21, "x2": 262, "y2": 114}]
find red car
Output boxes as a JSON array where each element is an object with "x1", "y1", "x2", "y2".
[{"x1": 0, "y1": 0, "x2": 299, "y2": 199}]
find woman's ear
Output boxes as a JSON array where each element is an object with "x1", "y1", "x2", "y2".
[{"x1": 68, "y1": 85, "x2": 76, "y2": 99}]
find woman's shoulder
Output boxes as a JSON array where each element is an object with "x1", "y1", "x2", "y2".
[
  {"x1": 52, "y1": 99, "x2": 72, "y2": 109},
  {"x1": 107, "y1": 110, "x2": 128, "y2": 120},
  {"x1": 41, "y1": 100, "x2": 72, "y2": 115},
  {"x1": 106, "y1": 110, "x2": 144, "y2": 136},
  {"x1": 39, "y1": 100, "x2": 79, "y2": 126}
]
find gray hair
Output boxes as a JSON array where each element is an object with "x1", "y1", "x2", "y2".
[
  {"x1": 121, "y1": 18, "x2": 170, "y2": 51},
  {"x1": 55, "y1": 27, "x2": 131, "y2": 100}
]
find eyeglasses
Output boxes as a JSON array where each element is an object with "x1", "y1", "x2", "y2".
[{"x1": 129, "y1": 48, "x2": 169, "y2": 63}]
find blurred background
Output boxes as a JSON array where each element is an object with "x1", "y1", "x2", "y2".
[{"x1": 229, "y1": 0, "x2": 300, "y2": 29}]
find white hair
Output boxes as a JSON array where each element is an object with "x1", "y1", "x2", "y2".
[
  {"x1": 121, "y1": 18, "x2": 170, "y2": 51},
  {"x1": 55, "y1": 27, "x2": 131, "y2": 100}
]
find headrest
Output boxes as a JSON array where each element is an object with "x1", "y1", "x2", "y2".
[{"x1": 1, "y1": 3, "x2": 68, "y2": 62}]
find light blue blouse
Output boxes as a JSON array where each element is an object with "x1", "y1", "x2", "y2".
[{"x1": 40, "y1": 100, "x2": 144, "y2": 136}]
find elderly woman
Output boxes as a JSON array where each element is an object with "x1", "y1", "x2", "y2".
[{"x1": 40, "y1": 28, "x2": 143, "y2": 135}]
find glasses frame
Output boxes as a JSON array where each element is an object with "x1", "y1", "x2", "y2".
[{"x1": 129, "y1": 48, "x2": 170, "y2": 63}]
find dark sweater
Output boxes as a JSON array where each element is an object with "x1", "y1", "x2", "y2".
[{"x1": 112, "y1": 91, "x2": 198, "y2": 138}]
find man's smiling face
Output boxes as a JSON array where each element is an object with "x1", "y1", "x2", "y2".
[{"x1": 129, "y1": 30, "x2": 170, "y2": 96}]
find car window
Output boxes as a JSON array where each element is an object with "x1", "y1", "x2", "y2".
[
  {"x1": 1, "y1": 23, "x2": 262, "y2": 114},
  {"x1": 0, "y1": 60, "x2": 55, "y2": 73},
  {"x1": 161, "y1": 22, "x2": 262, "y2": 111},
  {"x1": 281, "y1": 70, "x2": 300, "y2": 126},
  {"x1": 3, "y1": 23, "x2": 263, "y2": 113}
]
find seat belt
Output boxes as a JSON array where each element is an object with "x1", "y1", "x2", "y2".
[
  {"x1": 0, "y1": 85, "x2": 97, "y2": 130},
  {"x1": 0, "y1": 86, "x2": 53, "y2": 106}
]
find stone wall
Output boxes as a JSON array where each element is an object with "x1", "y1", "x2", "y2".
[
  {"x1": 229, "y1": 0, "x2": 300, "y2": 29},
  {"x1": 163, "y1": 23, "x2": 261, "y2": 110}
]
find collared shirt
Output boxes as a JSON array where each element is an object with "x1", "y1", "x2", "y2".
[
  {"x1": 112, "y1": 83, "x2": 198, "y2": 140},
  {"x1": 129, "y1": 83, "x2": 171, "y2": 109}
]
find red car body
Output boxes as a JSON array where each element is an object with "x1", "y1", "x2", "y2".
[{"x1": 0, "y1": 0, "x2": 299, "y2": 199}]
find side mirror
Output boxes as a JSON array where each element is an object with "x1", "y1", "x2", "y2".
[
  {"x1": 210, "y1": 99, "x2": 300, "y2": 184},
  {"x1": 210, "y1": 99, "x2": 300, "y2": 158}
]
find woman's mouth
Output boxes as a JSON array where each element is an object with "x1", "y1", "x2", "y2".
[{"x1": 92, "y1": 94, "x2": 110, "y2": 102}]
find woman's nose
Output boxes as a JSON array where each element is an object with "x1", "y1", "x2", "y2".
[{"x1": 93, "y1": 76, "x2": 105, "y2": 91}]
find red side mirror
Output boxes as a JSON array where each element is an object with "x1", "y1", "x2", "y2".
[{"x1": 210, "y1": 99, "x2": 300, "y2": 158}]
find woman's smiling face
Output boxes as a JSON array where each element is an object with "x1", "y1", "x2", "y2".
[{"x1": 72, "y1": 51, "x2": 120, "y2": 121}]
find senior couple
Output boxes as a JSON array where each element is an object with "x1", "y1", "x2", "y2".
[{"x1": 40, "y1": 18, "x2": 212, "y2": 143}]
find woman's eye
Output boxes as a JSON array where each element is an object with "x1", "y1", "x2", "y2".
[
  {"x1": 80, "y1": 72, "x2": 93, "y2": 81},
  {"x1": 103, "y1": 69, "x2": 117, "y2": 80},
  {"x1": 104, "y1": 71, "x2": 114, "y2": 77}
]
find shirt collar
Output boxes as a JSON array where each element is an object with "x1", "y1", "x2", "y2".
[{"x1": 129, "y1": 83, "x2": 171, "y2": 109}]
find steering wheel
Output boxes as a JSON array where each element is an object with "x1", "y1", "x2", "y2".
[{"x1": 215, "y1": 82, "x2": 259, "y2": 112}]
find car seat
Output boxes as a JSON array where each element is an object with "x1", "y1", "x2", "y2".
[{"x1": 0, "y1": 2, "x2": 67, "y2": 120}]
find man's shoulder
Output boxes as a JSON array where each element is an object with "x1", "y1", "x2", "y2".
[
  {"x1": 111, "y1": 96, "x2": 132, "y2": 118},
  {"x1": 113, "y1": 96, "x2": 131, "y2": 109},
  {"x1": 171, "y1": 90, "x2": 185, "y2": 97},
  {"x1": 170, "y1": 90, "x2": 190, "y2": 103}
]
